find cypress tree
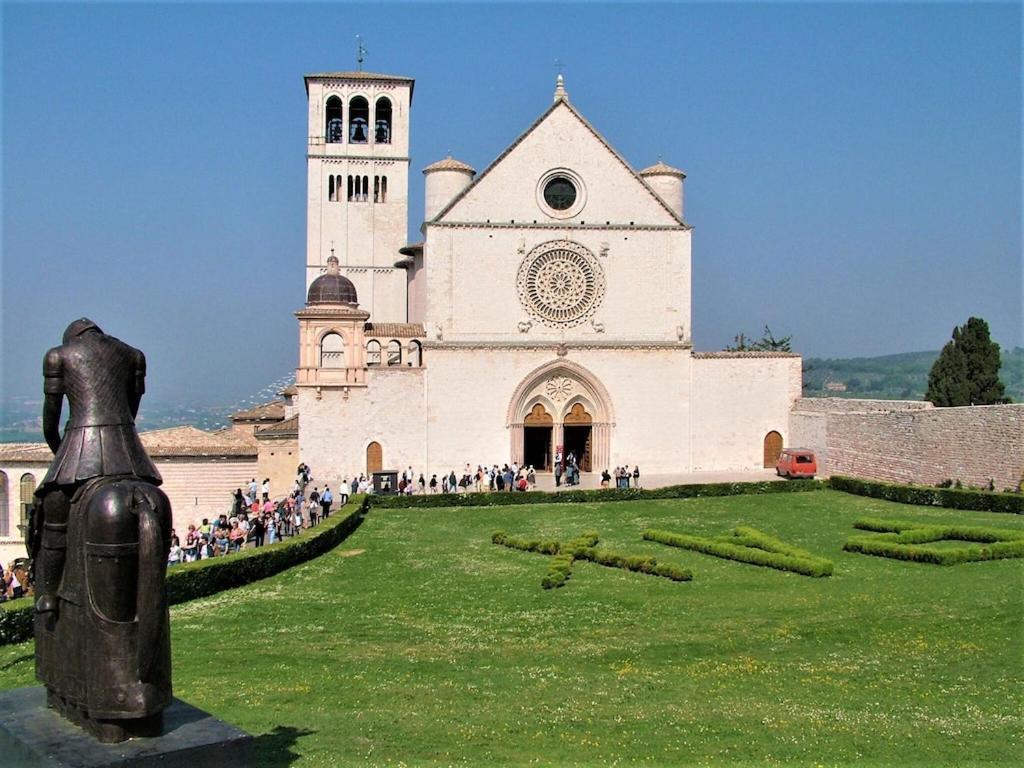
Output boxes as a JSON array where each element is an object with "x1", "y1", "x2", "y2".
[
  {"x1": 925, "y1": 340, "x2": 970, "y2": 406},
  {"x1": 956, "y1": 317, "x2": 1008, "y2": 404},
  {"x1": 926, "y1": 317, "x2": 1008, "y2": 406}
]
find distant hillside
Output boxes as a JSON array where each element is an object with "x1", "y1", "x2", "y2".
[{"x1": 803, "y1": 347, "x2": 1022, "y2": 402}]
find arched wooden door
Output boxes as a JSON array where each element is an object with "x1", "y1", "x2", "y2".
[
  {"x1": 366, "y1": 442, "x2": 383, "y2": 474},
  {"x1": 763, "y1": 431, "x2": 783, "y2": 468}
]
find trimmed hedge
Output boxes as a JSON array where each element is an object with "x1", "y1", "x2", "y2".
[
  {"x1": 830, "y1": 475, "x2": 1023, "y2": 515},
  {"x1": 0, "y1": 498, "x2": 368, "y2": 646},
  {"x1": 372, "y1": 479, "x2": 823, "y2": 510},
  {"x1": 492, "y1": 529, "x2": 692, "y2": 589},
  {"x1": 843, "y1": 517, "x2": 1024, "y2": 566},
  {"x1": 644, "y1": 526, "x2": 834, "y2": 577}
]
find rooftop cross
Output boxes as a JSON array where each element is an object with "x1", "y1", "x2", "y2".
[{"x1": 356, "y1": 35, "x2": 367, "y2": 71}]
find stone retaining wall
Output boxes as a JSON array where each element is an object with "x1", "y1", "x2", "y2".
[{"x1": 791, "y1": 398, "x2": 1023, "y2": 491}]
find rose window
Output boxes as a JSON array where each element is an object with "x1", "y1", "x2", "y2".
[{"x1": 516, "y1": 241, "x2": 605, "y2": 328}]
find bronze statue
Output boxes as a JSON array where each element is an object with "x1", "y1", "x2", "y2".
[{"x1": 27, "y1": 318, "x2": 173, "y2": 743}]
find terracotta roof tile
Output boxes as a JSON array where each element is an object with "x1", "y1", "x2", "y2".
[
  {"x1": 0, "y1": 426, "x2": 258, "y2": 462},
  {"x1": 256, "y1": 415, "x2": 299, "y2": 438},
  {"x1": 423, "y1": 155, "x2": 475, "y2": 174},
  {"x1": 231, "y1": 400, "x2": 285, "y2": 422},
  {"x1": 639, "y1": 160, "x2": 686, "y2": 178},
  {"x1": 364, "y1": 323, "x2": 425, "y2": 338}
]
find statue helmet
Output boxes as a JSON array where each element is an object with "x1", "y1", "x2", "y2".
[{"x1": 63, "y1": 317, "x2": 102, "y2": 344}]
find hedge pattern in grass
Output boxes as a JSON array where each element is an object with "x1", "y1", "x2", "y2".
[
  {"x1": 492, "y1": 530, "x2": 692, "y2": 589},
  {"x1": 643, "y1": 526, "x2": 834, "y2": 577},
  {"x1": 375, "y1": 479, "x2": 823, "y2": 510},
  {"x1": 843, "y1": 517, "x2": 1024, "y2": 565},
  {"x1": 830, "y1": 475, "x2": 1023, "y2": 515},
  {"x1": 0, "y1": 498, "x2": 368, "y2": 646}
]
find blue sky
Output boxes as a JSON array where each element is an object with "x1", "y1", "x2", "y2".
[{"x1": 2, "y1": 1, "x2": 1021, "y2": 405}]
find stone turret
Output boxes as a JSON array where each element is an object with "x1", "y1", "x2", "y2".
[
  {"x1": 639, "y1": 160, "x2": 686, "y2": 219},
  {"x1": 423, "y1": 155, "x2": 475, "y2": 221}
]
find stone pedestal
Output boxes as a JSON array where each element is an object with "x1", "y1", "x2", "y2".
[{"x1": 0, "y1": 687, "x2": 253, "y2": 767}]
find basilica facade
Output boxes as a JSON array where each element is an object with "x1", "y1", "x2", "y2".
[{"x1": 295, "y1": 71, "x2": 801, "y2": 485}]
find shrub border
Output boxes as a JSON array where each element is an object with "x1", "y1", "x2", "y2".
[
  {"x1": 643, "y1": 526, "x2": 834, "y2": 577},
  {"x1": 0, "y1": 498, "x2": 368, "y2": 646},
  {"x1": 842, "y1": 516, "x2": 1024, "y2": 566},
  {"x1": 372, "y1": 479, "x2": 824, "y2": 510},
  {"x1": 492, "y1": 530, "x2": 692, "y2": 589},
  {"x1": 830, "y1": 475, "x2": 1023, "y2": 515}
]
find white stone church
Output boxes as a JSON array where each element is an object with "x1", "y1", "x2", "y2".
[{"x1": 293, "y1": 69, "x2": 801, "y2": 483}]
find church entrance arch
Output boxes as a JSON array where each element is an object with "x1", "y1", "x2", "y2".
[
  {"x1": 523, "y1": 403, "x2": 554, "y2": 471},
  {"x1": 507, "y1": 361, "x2": 613, "y2": 473},
  {"x1": 562, "y1": 403, "x2": 593, "y2": 472}
]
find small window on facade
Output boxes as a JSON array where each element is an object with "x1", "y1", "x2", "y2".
[
  {"x1": 373, "y1": 176, "x2": 380, "y2": 203},
  {"x1": 366, "y1": 340, "x2": 381, "y2": 365},
  {"x1": 387, "y1": 340, "x2": 402, "y2": 366},
  {"x1": 381, "y1": 176, "x2": 387, "y2": 203},
  {"x1": 19, "y1": 473, "x2": 36, "y2": 533},
  {"x1": 349, "y1": 97, "x2": 369, "y2": 143},
  {"x1": 320, "y1": 332, "x2": 345, "y2": 368},
  {"x1": 326, "y1": 96, "x2": 344, "y2": 143},
  {"x1": 328, "y1": 175, "x2": 336, "y2": 202},
  {"x1": 347, "y1": 175, "x2": 354, "y2": 202},
  {"x1": 408, "y1": 340, "x2": 422, "y2": 367},
  {"x1": 375, "y1": 97, "x2": 392, "y2": 144},
  {"x1": 362, "y1": 176, "x2": 369, "y2": 202}
]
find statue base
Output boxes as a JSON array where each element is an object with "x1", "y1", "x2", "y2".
[{"x1": 0, "y1": 687, "x2": 253, "y2": 767}]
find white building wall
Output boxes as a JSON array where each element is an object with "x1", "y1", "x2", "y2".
[
  {"x1": 689, "y1": 356, "x2": 803, "y2": 471},
  {"x1": 425, "y1": 225, "x2": 691, "y2": 344},
  {"x1": 421, "y1": 347, "x2": 692, "y2": 474},
  {"x1": 297, "y1": 367, "x2": 427, "y2": 489}
]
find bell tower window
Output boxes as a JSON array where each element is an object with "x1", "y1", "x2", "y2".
[
  {"x1": 375, "y1": 97, "x2": 392, "y2": 144},
  {"x1": 320, "y1": 332, "x2": 345, "y2": 368},
  {"x1": 325, "y1": 96, "x2": 344, "y2": 143},
  {"x1": 349, "y1": 97, "x2": 369, "y2": 143}
]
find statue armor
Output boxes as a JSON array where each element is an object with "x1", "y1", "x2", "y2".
[{"x1": 29, "y1": 319, "x2": 173, "y2": 743}]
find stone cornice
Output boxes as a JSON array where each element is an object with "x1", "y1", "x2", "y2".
[
  {"x1": 425, "y1": 221, "x2": 691, "y2": 232},
  {"x1": 308, "y1": 154, "x2": 409, "y2": 163},
  {"x1": 423, "y1": 340, "x2": 693, "y2": 351}
]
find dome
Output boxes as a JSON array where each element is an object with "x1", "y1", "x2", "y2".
[{"x1": 306, "y1": 255, "x2": 358, "y2": 305}]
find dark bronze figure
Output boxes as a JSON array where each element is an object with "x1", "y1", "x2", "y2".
[{"x1": 27, "y1": 318, "x2": 173, "y2": 743}]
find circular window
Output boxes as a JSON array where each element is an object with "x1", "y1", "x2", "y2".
[
  {"x1": 543, "y1": 177, "x2": 577, "y2": 210},
  {"x1": 516, "y1": 240, "x2": 605, "y2": 328},
  {"x1": 536, "y1": 168, "x2": 586, "y2": 219}
]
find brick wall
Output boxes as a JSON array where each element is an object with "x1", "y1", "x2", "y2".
[{"x1": 791, "y1": 399, "x2": 1023, "y2": 491}]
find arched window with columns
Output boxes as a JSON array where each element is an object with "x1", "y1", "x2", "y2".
[
  {"x1": 325, "y1": 96, "x2": 344, "y2": 143},
  {"x1": 366, "y1": 340, "x2": 381, "y2": 366},
  {"x1": 320, "y1": 332, "x2": 345, "y2": 368},
  {"x1": 386, "y1": 340, "x2": 402, "y2": 366},
  {"x1": 374, "y1": 97, "x2": 392, "y2": 144},
  {"x1": 349, "y1": 96, "x2": 369, "y2": 143}
]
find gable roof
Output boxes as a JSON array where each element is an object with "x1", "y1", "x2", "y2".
[{"x1": 429, "y1": 97, "x2": 689, "y2": 228}]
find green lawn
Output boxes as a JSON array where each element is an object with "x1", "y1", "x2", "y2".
[{"x1": 1, "y1": 490, "x2": 1021, "y2": 766}]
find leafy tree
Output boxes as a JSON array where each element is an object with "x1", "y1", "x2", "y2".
[{"x1": 926, "y1": 317, "x2": 1008, "y2": 406}]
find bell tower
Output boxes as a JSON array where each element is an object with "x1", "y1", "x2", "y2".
[{"x1": 304, "y1": 70, "x2": 414, "y2": 322}]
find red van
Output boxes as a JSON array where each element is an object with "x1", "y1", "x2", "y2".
[{"x1": 776, "y1": 449, "x2": 817, "y2": 479}]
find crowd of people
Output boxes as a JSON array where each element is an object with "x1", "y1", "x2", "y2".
[
  {"x1": 169, "y1": 463, "x2": 342, "y2": 564},
  {"x1": 169, "y1": 456, "x2": 642, "y2": 564},
  {"x1": 0, "y1": 559, "x2": 30, "y2": 602}
]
